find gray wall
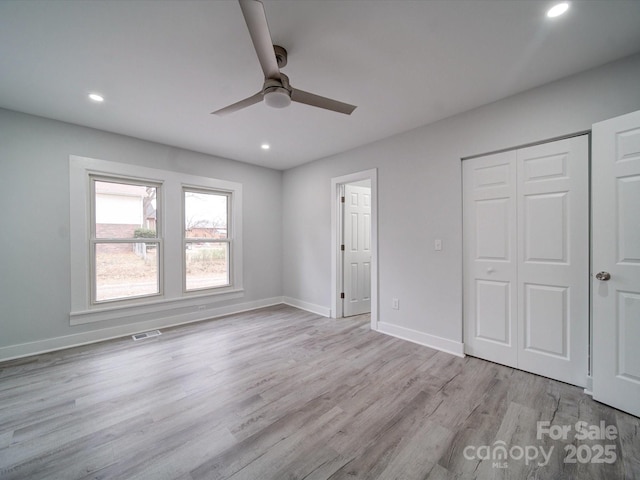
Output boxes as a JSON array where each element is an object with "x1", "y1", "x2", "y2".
[
  {"x1": 2, "y1": 53, "x2": 639, "y2": 357},
  {"x1": 0, "y1": 110, "x2": 283, "y2": 350},
  {"x1": 282, "y1": 53, "x2": 640, "y2": 343}
]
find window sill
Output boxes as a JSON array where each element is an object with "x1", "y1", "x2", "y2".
[{"x1": 70, "y1": 288, "x2": 244, "y2": 326}]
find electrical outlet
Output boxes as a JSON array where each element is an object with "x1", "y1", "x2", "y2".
[
  {"x1": 434, "y1": 238, "x2": 442, "y2": 251},
  {"x1": 392, "y1": 298, "x2": 399, "y2": 310},
  {"x1": 198, "y1": 305, "x2": 206, "y2": 311}
]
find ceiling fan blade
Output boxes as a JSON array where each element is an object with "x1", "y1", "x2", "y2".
[
  {"x1": 239, "y1": 0, "x2": 281, "y2": 80},
  {"x1": 211, "y1": 91, "x2": 263, "y2": 116},
  {"x1": 291, "y1": 88, "x2": 357, "y2": 115}
]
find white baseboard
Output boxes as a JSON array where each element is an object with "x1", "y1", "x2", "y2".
[
  {"x1": 376, "y1": 321, "x2": 465, "y2": 357},
  {"x1": 0, "y1": 299, "x2": 461, "y2": 363},
  {"x1": 282, "y1": 297, "x2": 331, "y2": 317},
  {"x1": 0, "y1": 297, "x2": 284, "y2": 363}
]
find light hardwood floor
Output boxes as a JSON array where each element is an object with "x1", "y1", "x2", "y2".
[{"x1": 1, "y1": 305, "x2": 638, "y2": 479}]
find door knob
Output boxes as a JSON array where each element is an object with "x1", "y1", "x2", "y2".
[{"x1": 595, "y1": 271, "x2": 611, "y2": 281}]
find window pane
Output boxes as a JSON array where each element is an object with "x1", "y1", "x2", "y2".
[
  {"x1": 95, "y1": 242, "x2": 159, "y2": 301},
  {"x1": 184, "y1": 191, "x2": 227, "y2": 239},
  {"x1": 185, "y1": 242, "x2": 229, "y2": 290},
  {"x1": 95, "y1": 180, "x2": 157, "y2": 239}
]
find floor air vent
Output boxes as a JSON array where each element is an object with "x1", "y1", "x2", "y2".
[{"x1": 132, "y1": 330, "x2": 162, "y2": 341}]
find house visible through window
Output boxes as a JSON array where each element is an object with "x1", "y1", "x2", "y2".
[
  {"x1": 91, "y1": 177, "x2": 161, "y2": 303},
  {"x1": 183, "y1": 188, "x2": 231, "y2": 291}
]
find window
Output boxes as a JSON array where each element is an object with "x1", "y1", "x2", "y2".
[
  {"x1": 69, "y1": 156, "x2": 243, "y2": 325},
  {"x1": 91, "y1": 177, "x2": 161, "y2": 303},
  {"x1": 183, "y1": 188, "x2": 231, "y2": 291}
]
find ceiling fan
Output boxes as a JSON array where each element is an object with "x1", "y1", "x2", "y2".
[{"x1": 212, "y1": 0, "x2": 357, "y2": 116}]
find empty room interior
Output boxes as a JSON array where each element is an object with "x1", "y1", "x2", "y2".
[{"x1": 1, "y1": 0, "x2": 640, "y2": 478}]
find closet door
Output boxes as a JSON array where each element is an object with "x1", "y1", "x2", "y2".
[
  {"x1": 516, "y1": 137, "x2": 589, "y2": 386},
  {"x1": 463, "y1": 151, "x2": 518, "y2": 368},
  {"x1": 463, "y1": 136, "x2": 589, "y2": 387}
]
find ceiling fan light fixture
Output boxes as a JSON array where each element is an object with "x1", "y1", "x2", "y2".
[{"x1": 263, "y1": 87, "x2": 291, "y2": 109}]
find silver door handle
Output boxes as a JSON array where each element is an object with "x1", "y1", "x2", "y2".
[{"x1": 595, "y1": 271, "x2": 611, "y2": 281}]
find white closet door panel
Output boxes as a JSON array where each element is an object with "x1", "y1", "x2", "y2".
[
  {"x1": 463, "y1": 151, "x2": 518, "y2": 367},
  {"x1": 475, "y1": 280, "x2": 512, "y2": 344},
  {"x1": 516, "y1": 136, "x2": 589, "y2": 386},
  {"x1": 523, "y1": 283, "x2": 568, "y2": 358},
  {"x1": 523, "y1": 192, "x2": 568, "y2": 263}
]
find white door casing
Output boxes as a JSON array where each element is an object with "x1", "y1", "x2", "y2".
[
  {"x1": 592, "y1": 110, "x2": 640, "y2": 417},
  {"x1": 343, "y1": 183, "x2": 372, "y2": 317},
  {"x1": 330, "y1": 169, "x2": 377, "y2": 328},
  {"x1": 463, "y1": 135, "x2": 589, "y2": 387}
]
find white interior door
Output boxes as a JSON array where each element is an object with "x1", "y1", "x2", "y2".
[
  {"x1": 592, "y1": 110, "x2": 640, "y2": 417},
  {"x1": 516, "y1": 137, "x2": 589, "y2": 386},
  {"x1": 463, "y1": 151, "x2": 518, "y2": 368},
  {"x1": 463, "y1": 136, "x2": 589, "y2": 387},
  {"x1": 343, "y1": 183, "x2": 371, "y2": 317}
]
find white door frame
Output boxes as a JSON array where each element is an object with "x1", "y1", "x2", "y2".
[{"x1": 331, "y1": 169, "x2": 378, "y2": 330}]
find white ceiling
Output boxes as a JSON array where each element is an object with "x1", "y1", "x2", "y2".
[{"x1": 1, "y1": 0, "x2": 639, "y2": 170}]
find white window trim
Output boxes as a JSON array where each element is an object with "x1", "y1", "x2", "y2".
[{"x1": 69, "y1": 155, "x2": 243, "y2": 325}]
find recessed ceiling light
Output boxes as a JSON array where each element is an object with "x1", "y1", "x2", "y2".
[
  {"x1": 547, "y1": 2, "x2": 570, "y2": 18},
  {"x1": 88, "y1": 93, "x2": 104, "y2": 102},
  {"x1": 261, "y1": 144, "x2": 270, "y2": 150}
]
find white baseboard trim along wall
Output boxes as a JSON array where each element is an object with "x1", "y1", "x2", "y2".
[
  {"x1": 0, "y1": 297, "x2": 464, "y2": 362},
  {"x1": 0, "y1": 297, "x2": 284, "y2": 363},
  {"x1": 282, "y1": 297, "x2": 332, "y2": 317},
  {"x1": 376, "y1": 321, "x2": 465, "y2": 358}
]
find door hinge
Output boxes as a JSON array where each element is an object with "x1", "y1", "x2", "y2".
[
  {"x1": 341, "y1": 244, "x2": 345, "y2": 251},
  {"x1": 341, "y1": 196, "x2": 345, "y2": 203},
  {"x1": 340, "y1": 292, "x2": 345, "y2": 299}
]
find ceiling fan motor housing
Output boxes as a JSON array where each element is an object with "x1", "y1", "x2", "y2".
[{"x1": 273, "y1": 45, "x2": 288, "y2": 68}]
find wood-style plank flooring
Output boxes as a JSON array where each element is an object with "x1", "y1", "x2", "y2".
[{"x1": 1, "y1": 305, "x2": 638, "y2": 479}]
